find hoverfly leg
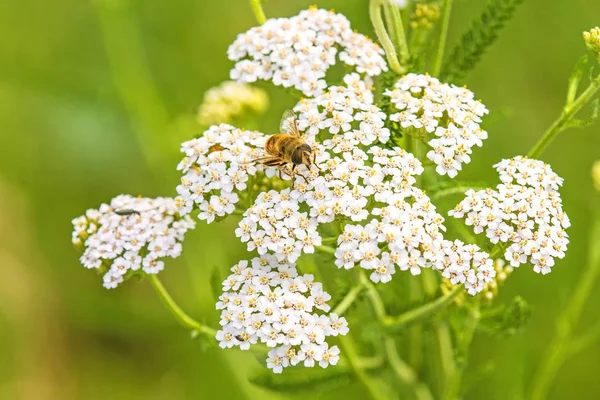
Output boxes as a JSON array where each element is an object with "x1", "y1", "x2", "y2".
[
  {"x1": 296, "y1": 171, "x2": 309, "y2": 184},
  {"x1": 312, "y1": 152, "x2": 321, "y2": 172}
]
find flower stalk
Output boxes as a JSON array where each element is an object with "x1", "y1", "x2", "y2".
[
  {"x1": 431, "y1": 0, "x2": 454, "y2": 76},
  {"x1": 148, "y1": 274, "x2": 215, "y2": 337},
  {"x1": 383, "y1": 285, "x2": 462, "y2": 331},
  {"x1": 249, "y1": 0, "x2": 266, "y2": 25},
  {"x1": 361, "y1": 272, "x2": 434, "y2": 400},
  {"x1": 528, "y1": 74, "x2": 600, "y2": 158},
  {"x1": 530, "y1": 213, "x2": 600, "y2": 400},
  {"x1": 370, "y1": 0, "x2": 405, "y2": 74},
  {"x1": 382, "y1": 1, "x2": 410, "y2": 64}
]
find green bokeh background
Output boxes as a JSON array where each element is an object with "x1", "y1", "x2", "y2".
[{"x1": 1, "y1": 0, "x2": 599, "y2": 399}]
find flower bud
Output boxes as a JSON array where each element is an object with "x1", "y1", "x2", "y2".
[
  {"x1": 410, "y1": 4, "x2": 440, "y2": 30},
  {"x1": 197, "y1": 81, "x2": 268, "y2": 127},
  {"x1": 583, "y1": 27, "x2": 600, "y2": 59}
]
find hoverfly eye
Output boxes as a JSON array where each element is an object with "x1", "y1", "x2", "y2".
[{"x1": 291, "y1": 149, "x2": 304, "y2": 165}]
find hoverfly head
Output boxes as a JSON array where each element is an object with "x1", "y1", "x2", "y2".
[{"x1": 293, "y1": 144, "x2": 313, "y2": 167}]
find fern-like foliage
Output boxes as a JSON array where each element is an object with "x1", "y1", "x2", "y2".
[
  {"x1": 378, "y1": 69, "x2": 403, "y2": 145},
  {"x1": 441, "y1": 0, "x2": 526, "y2": 82}
]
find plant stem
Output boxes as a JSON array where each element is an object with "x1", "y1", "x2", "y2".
[
  {"x1": 361, "y1": 272, "x2": 434, "y2": 400},
  {"x1": 431, "y1": 0, "x2": 453, "y2": 77},
  {"x1": 430, "y1": 185, "x2": 488, "y2": 201},
  {"x1": 384, "y1": 285, "x2": 462, "y2": 331},
  {"x1": 370, "y1": 0, "x2": 404, "y2": 74},
  {"x1": 530, "y1": 214, "x2": 600, "y2": 400},
  {"x1": 333, "y1": 282, "x2": 366, "y2": 316},
  {"x1": 249, "y1": 0, "x2": 266, "y2": 25},
  {"x1": 383, "y1": 1, "x2": 410, "y2": 64},
  {"x1": 300, "y1": 258, "x2": 384, "y2": 400},
  {"x1": 147, "y1": 274, "x2": 215, "y2": 337},
  {"x1": 528, "y1": 75, "x2": 600, "y2": 158},
  {"x1": 435, "y1": 321, "x2": 458, "y2": 400},
  {"x1": 338, "y1": 336, "x2": 388, "y2": 400},
  {"x1": 315, "y1": 245, "x2": 336, "y2": 255}
]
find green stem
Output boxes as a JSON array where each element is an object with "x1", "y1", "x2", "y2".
[
  {"x1": 360, "y1": 272, "x2": 434, "y2": 400},
  {"x1": 431, "y1": 0, "x2": 453, "y2": 77},
  {"x1": 430, "y1": 185, "x2": 488, "y2": 201},
  {"x1": 338, "y1": 336, "x2": 388, "y2": 400},
  {"x1": 370, "y1": 0, "x2": 404, "y2": 74},
  {"x1": 528, "y1": 75, "x2": 600, "y2": 158},
  {"x1": 315, "y1": 245, "x2": 336, "y2": 255},
  {"x1": 333, "y1": 282, "x2": 366, "y2": 316},
  {"x1": 321, "y1": 236, "x2": 339, "y2": 244},
  {"x1": 249, "y1": 0, "x2": 266, "y2": 25},
  {"x1": 383, "y1": 2, "x2": 410, "y2": 64},
  {"x1": 300, "y1": 258, "x2": 384, "y2": 400},
  {"x1": 568, "y1": 319, "x2": 600, "y2": 356},
  {"x1": 147, "y1": 274, "x2": 215, "y2": 337},
  {"x1": 384, "y1": 285, "x2": 462, "y2": 331},
  {"x1": 530, "y1": 214, "x2": 600, "y2": 400},
  {"x1": 436, "y1": 322, "x2": 458, "y2": 400}
]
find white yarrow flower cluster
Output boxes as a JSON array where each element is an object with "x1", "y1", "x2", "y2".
[
  {"x1": 384, "y1": 73, "x2": 489, "y2": 178},
  {"x1": 450, "y1": 157, "x2": 570, "y2": 274},
  {"x1": 216, "y1": 255, "x2": 348, "y2": 373},
  {"x1": 176, "y1": 124, "x2": 274, "y2": 223},
  {"x1": 234, "y1": 81, "x2": 397, "y2": 253},
  {"x1": 335, "y1": 188, "x2": 494, "y2": 294},
  {"x1": 236, "y1": 189, "x2": 322, "y2": 263},
  {"x1": 71, "y1": 195, "x2": 195, "y2": 289},
  {"x1": 228, "y1": 7, "x2": 387, "y2": 96}
]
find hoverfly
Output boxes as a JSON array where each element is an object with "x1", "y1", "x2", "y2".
[{"x1": 252, "y1": 110, "x2": 319, "y2": 182}]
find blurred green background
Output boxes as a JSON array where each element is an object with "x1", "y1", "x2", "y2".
[{"x1": 1, "y1": 0, "x2": 599, "y2": 399}]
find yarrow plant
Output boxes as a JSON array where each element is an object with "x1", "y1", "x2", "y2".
[{"x1": 73, "y1": 2, "x2": 600, "y2": 399}]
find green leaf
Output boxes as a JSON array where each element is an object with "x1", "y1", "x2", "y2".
[
  {"x1": 566, "y1": 55, "x2": 589, "y2": 107},
  {"x1": 478, "y1": 296, "x2": 531, "y2": 337},
  {"x1": 441, "y1": 0, "x2": 526, "y2": 82},
  {"x1": 249, "y1": 366, "x2": 355, "y2": 393}
]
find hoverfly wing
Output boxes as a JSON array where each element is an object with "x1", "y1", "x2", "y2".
[{"x1": 280, "y1": 109, "x2": 301, "y2": 137}]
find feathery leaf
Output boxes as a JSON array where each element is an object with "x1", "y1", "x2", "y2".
[{"x1": 441, "y1": 0, "x2": 526, "y2": 82}]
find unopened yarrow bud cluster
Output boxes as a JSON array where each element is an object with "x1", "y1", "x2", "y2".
[
  {"x1": 72, "y1": 195, "x2": 195, "y2": 289},
  {"x1": 385, "y1": 73, "x2": 488, "y2": 178},
  {"x1": 583, "y1": 27, "x2": 600, "y2": 59},
  {"x1": 450, "y1": 157, "x2": 570, "y2": 274},
  {"x1": 410, "y1": 4, "x2": 440, "y2": 30},
  {"x1": 228, "y1": 7, "x2": 387, "y2": 96},
  {"x1": 197, "y1": 81, "x2": 268, "y2": 127},
  {"x1": 216, "y1": 255, "x2": 348, "y2": 373}
]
